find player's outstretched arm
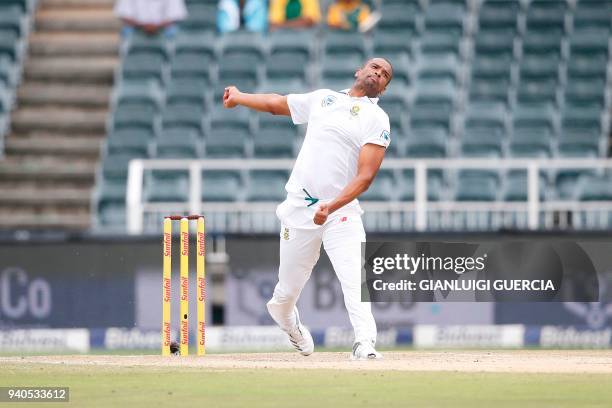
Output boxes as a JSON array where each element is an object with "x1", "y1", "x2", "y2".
[
  {"x1": 223, "y1": 86, "x2": 290, "y2": 116},
  {"x1": 314, "y1": 143, "x2": 386, "y2": 225}
]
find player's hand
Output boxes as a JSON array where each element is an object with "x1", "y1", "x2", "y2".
[
  {"x1": 314, "y1": 203, "x2": 329, "y2": 225},
  {"x1": 223, "y1": 86, "x2": 240, "y2": 108}
]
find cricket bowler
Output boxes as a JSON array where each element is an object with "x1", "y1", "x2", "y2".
[{"x1": 223, "y1": 57, "x2": 392, "y2": 360}]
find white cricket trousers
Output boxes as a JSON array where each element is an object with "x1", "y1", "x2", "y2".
[{"x1": 266, "y1": 215, "x2": 377, "y2": 344}]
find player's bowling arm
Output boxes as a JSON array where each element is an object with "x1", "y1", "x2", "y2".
[
  {"x1": 327, "y1": 143, "x2": 386, "y2": 214},
  {"x1": 223, "y1": 86, "x2": 290, "y2": 116}
]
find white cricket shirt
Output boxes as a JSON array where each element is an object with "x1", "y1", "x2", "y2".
[
  {"x1": 114, "y1": 0, "x2": 187, "y2": 25},
  {"x1": 276, "y1": 88, "x2": 391, "y2": 229}
]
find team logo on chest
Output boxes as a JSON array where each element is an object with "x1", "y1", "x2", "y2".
[
  {"x1": 321, "y1": 95, "x2": 337, "y2": 107},
  {"x1": 350, "y1": 105, "x2": 360, "y2": 116}
]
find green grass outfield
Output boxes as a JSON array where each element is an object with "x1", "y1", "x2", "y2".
[{"x1": 2, "y1": 356, "x2": 612, "y2": 408}]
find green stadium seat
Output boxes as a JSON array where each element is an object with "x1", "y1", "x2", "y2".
[
  {"x1": 419, "y1": 32, "x2": 459, "y2": 56},
  {"x1": 360, "y1": 170, "x2": 395, "y2": 201},
  {"x1": 464, "y1": 102, "x2": 506, "y2": 132},
  {"x1": 564, "y1": 79, "x2": 606, "y2": 109},
  {"x1": 0, "y1": 83, "x2": 12, "y2": 113},
  {"x1": 174, "y1": 32, "x2": 216, "y2": 57},
  {"x1": 474, "y1": 31, "x2": 514, "y2": 57},
  {"x1": 384, "y1": 0, "x2": 420, "y2": 5},
  {"x1": 221, "y1": 31, "x2": 266, "y2": 61},
  {"x1": 558, "y1": 126, "x2": 601, "y2": 158},
  {"x1": 265, "y1": 53, "x2": 308, "y2": 83},
  {"x1": 97, "y1": 200, "x2": 126, "y2": 227},
  {"x1": 324, "y1": 31, "x2": 366, "y2": 60},
  {"x1": 166, "y1": 77, "x2": 208, "y2": 106},
  {"x1": 461, "y1": 127, "x2": 504, "y2": 158},
  {"x1": 321, "y1": 55, "x2": 362, "y2": 83},
  {"x1": 378, "y1": 91, "x2": 408, "y2": 130},
  {"x1": 170, "y1": 51, "x2": 213, "y2": 82},
  {"x1": 478, "y1": 0, "x2": 520, "y2": 32},
  {"x1": 202, "y1": 171, "x2": 242, "y2": 202},
  {"x1": 112, "y1": 104, "x2": 157, "y2": 133},
  {"x1": 576, "y1": 175, "x2": 612, "y2": 201},
  {"x1": 455, "y1": 170, "x2": 499, "y2": 201},
  {"x1": 399, "y1": 169, "x2": 443, "y2": 201},
  {"x1": 405, "y1": 127, "x2": 447, "y2": 158},
  {"x1": 106, "y1": 128, "x2": 151, "y2": 157},
  {"x1": 180, "y1": 3, "x2": 216, "y2": 32},
  {"x1": 561, "y1": 106, "x2": 601, "y2": 132},
  {"x1": 567, "y1": 53, "x2": 608, "y2": 81},
  {"x1": 525, "y1": 0, "x2": 566, "y2": 32},
  {"x1": 255, "y1": 115, "x2": 296, "y2": 158},
  {"x1": 410, "y1": 103, "x2": 452, "y2": 130},
  {"x1": 269, "y1": 30, "x2": 314, "y2": 60},
  {"x1": 516, "y1": 78, "x2": 558, "y2": 106},
  {"x1": 471, "y1": 54, "x2": 512, "y2": 81},
  {"x1": 0, "y1": 30, "x2": 19, "y2": 61},
  {"x1": 574, "y1": 1, "x2": 612, "y2": 31},
  {"x1": 144, "y1": 170, "x2": 190, "y2": 202},
  {"x1": 256, "y1": 78, "x2": 308, "y2": 96},
  {"x1": 416, "y1": 53, "x2": 459, "y2": 83},
  {"x1": 209, "y1": 106, "x2": 251, "y2": 132},
  {"x1": 555, "y1": 169, "x2": 597, "y2": 200},
  {"x1": 509, "y1": 125, "x2": 552, "y2": 158},
  {"x1": 0, "y1": 56, "x2": 16, "y2": 86},
  {"x1": 424, "y1": 3, "x2": 465, "y2": 35},
  {"x1": 253, "y1": 128, "x2": 294, "y2": 158},
  {"x1": 0, "y1": 5, "x2": 23, "y2": 35},
  {"x1": 0, "y1": 0, "x2": 29, "y2": 12},
  {"x1": 502, "y1": 170, "x2": 547, "y2": 201},
  {"x1": 217, "y1": 54, "x2": 259, "y2": 97},
  {"x1": 521, "y1": 30, "x2": 562, "y2": 57},
  {"x1": 205, "y1": 128, "x2": 247, "y2": 158},
  {"x1": 469, "y1": 77, "x2": 510, "y2": 106},
  {"x1": 373, "y1": 32, "x2": 412, "y2": 61},
  {"x1": 121, "y1": 53, "x2": 165, "y2": 84},
  {"x1": 570, "y1": 28, "x2": 610, "y2": 56},
  {"x1": 155, "y1": 129, "x2": 201, "y2": 158},
  {"x1": 101, "y1": 153, "x2": 144, "y2": 182},
  {"x1": 513, "y1": 103, "x2": 555, "y2": 134},
  {"x1": 124, "y1": 32, "x2": 170, "y2": 60},
  {"x1": 113, "y1": 81, "x2": 163, "y2": 112},
  {"x1": 378, "y1": 4, "x2": 418, "y2": 35},
  {"x1": 161, "y1": 102, "x2": 204, "y2": 135},
  {"x1": 246, "y1": 170, "x2": 289, "y2": 201},
  {"x1": 519, "y1": 55, "x2": 559, "y2": 80}
]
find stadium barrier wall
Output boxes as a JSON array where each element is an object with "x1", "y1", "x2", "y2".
[
  {"x1": 0, "y1": 234, "x2": 611, "y2": 332},
  {"x1": 1, "y1": 325, "x2": 611, "y2": 353}
]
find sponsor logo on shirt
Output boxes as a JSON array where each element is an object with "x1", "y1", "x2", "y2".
[
  {"x1": 350, "y1": 105, "x2": 360, "y2": 116},
  {"x1": 282, "y1": 227, "x2": 290, "y2": 240},
  {"x1": 380, "y1": 130, "x2": 391, "y2": 144},
  {"x1": 321, "y1": 95, "x2": 337, "y2": 107}
]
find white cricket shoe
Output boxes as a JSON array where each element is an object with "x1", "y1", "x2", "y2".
[
  {"x1": 351, "y1": 341, "x2": 383, "y2": 360},
  {"x1": 285, "y1": 308, "x2": 314, "y2": 356}
]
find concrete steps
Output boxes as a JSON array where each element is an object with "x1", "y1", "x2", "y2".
[
  {"x1": 0, "y1": 187, "x2": 91, "y2": 206},
  {"x1": 0, "y1": 213, "x2": 90, "y2": 230},
  {"x1": 35, "y1": 8, "x2": 120, "y2": 32},
  {"x1": 11, "y1": 108, "x2": 107, "y2": 133},
  {"x1": 0, "y1": 160, "x2": 96, "y2": 182},
  {"x1": 18, "y1": 82, "x2": 111, "y2": 107},
  {"x1": 41, "y1": 0, "x2": 116, "y2": 9},
  {"x1": 24, "y1": 57, "x2": 116, "y2": 83},
  {"x1": 4, "y1": 136, "x2": 102, "y2": 158},
  {"x1": 0, "y1": 0, "x2": 118, "y2": 231},
  {"x1": 29, "y1": 32, "x2": 119, "y2": 57}
]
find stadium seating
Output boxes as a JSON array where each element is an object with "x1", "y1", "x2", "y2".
[{"x1": 94, "y1": 0, "x2": 612, "y2": 229}]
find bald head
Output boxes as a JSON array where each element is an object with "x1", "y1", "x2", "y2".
[{"x1": 352, "y1": 57, "x2": 393, "y2": 98}]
